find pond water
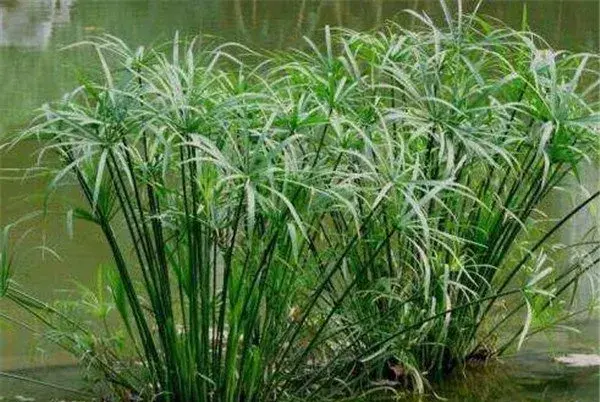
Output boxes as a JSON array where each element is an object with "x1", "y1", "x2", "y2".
[{"x1": 0, "y1": 0, "x2": 598, "y2": 400}]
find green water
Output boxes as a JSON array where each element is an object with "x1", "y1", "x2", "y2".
[{"x1": 0, "y1": 1, "x2": 598, "y2": 400}]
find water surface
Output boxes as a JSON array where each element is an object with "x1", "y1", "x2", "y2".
[{"x1": 0, "y1": 0, "x2": 598, "y2": 400}]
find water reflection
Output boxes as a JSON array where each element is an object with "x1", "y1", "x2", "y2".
[
  {"x1": 0, "y1": 0, "x2": 73, "y2": 49},
  {"x1": 220, "y1": 0, "x2": 598, "y2": 51},
  {"x1": 228, "y1": 0, "x2": 393, "y2": 47}
]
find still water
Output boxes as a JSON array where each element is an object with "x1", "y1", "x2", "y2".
[{"x1": 0, "y1": 0, "x2": 598, "y2": 400}]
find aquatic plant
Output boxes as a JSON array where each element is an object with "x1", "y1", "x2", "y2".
[{"x1": 1, "y1": 4, "x2": 598, "y2": 401}]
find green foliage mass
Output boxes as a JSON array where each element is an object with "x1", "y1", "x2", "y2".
[{"x1": 1, "y1": 5, "x2": 598, "y2": 401}]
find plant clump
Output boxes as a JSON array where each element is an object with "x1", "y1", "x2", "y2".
[{"x1": 1, "y1": 5, "x2": 599, "y2": 401}]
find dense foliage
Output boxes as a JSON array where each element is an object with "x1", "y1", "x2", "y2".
[{"x1": 1, "y1": 6, "x2": 598, "y2": 401}]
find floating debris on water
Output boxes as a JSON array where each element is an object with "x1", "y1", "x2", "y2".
[
  {"x1": 14, "y1": 396, "x2": 35, "y2": 402},
  {"x1": 554, "y1": 354, "x2": 600, "y2": 367}
]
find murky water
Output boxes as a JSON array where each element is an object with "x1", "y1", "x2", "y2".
[{"x1": 0, "y1": 0, "x2": 598, "y2": 400}]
